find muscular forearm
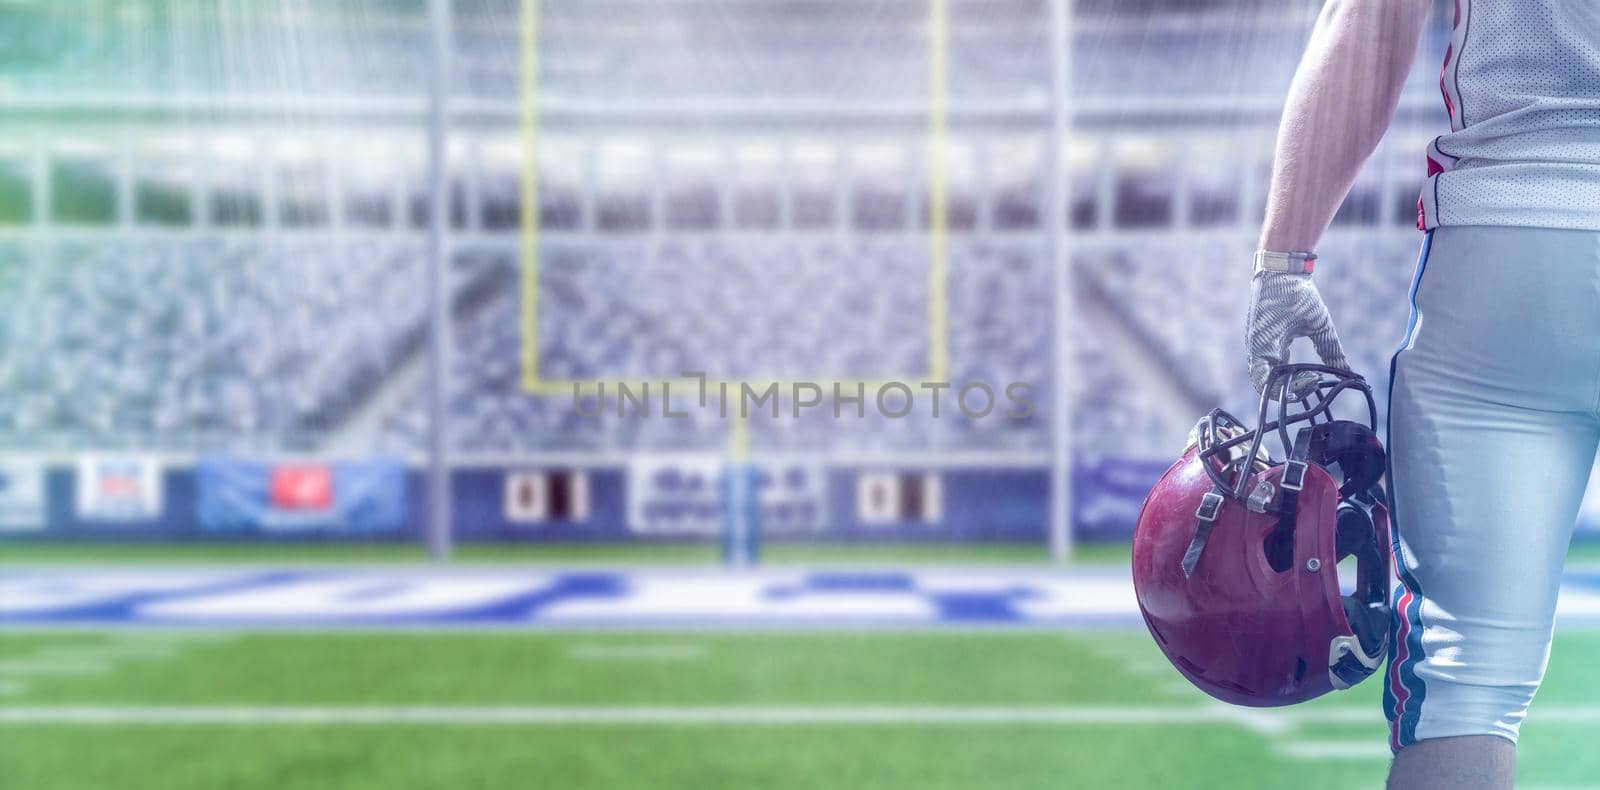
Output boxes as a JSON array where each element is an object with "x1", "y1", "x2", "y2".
[{"x1": 1259, "y1": 0, "x2": 1430, "y2": 252}]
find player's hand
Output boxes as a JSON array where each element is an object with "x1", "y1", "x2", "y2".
[{"x1": 1244, "y1": 269, "x2": 1349, "y2": 396}]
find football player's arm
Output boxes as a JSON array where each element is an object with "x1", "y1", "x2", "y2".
[
  {"x1": 1259, "y1": 0, "x2": 1431, "y2": 251},
  {"x1": 1245, "y1": 0, "x2": 1431, "y2": 394}
]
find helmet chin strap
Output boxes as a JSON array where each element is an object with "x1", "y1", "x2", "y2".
[
  {"x1": 1338, "y1": 488, "x2": 1390, "y2": 608},
  {"x1": 1332, "y1": 482, "x2": 1392, "y2": 688},
  {"x1": 1180, "y1": 484, "x2": 1225, "y2": 578},
  {"x1": 1328, "y1": 633, "x2": 1384, "y2": 690},
  {"x1": 1266, "y1": 426, "x2": 1313, "y2": 562}
]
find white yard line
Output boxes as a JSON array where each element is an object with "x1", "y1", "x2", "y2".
[
  {"x1": 1084, "y1": 644, "x2": 1172, "y2": 676},
  {"x1": 1120, "y1": 660, "x2": 1177, "y2": 676},
  {"x1": 1208, "y1": 703, "x2": 1296, "y2": 736},
  {"x1": 1528, "y1": 708, "x2": 1600, "y2": 723},
  {"x1": 0, "y1": 660, "x2": 110, "y2": 676},
  {"x1": 110, "y1": 632, "x2": 239, "y2": 643},
  {"x1": 0, "y1": 702, "x2": 1596, "y2": 754},
  {"x1": 31, "y1": 644, "x2": 180, "y2": 661},
  {"x1": 0, "y1": 640, "x2": 196, "y2": 678},
  {"x1": 1278, "y1": 739, "x2": 1393, "y2": 761},
  {"x1": 566, "y1": 643, "x2": 707, "y2": 662},
  {"x1": 0, "y1": 705, "x2": 1305, "y2": 726},
  {"x1": 1, "y1": 631, "x2": 226, "y2": 678}
]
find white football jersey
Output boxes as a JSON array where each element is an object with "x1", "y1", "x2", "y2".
[{"x1": 1418, "y1": 0, "x2": 1600, "y2": 230}]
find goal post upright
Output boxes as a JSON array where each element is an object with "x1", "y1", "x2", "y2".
[
  {"x1": 1047, "y1": 0, "x2": 1076, "y2": 564},
  {"x1": 518, "y1": 0, "x2": 955, "y2": 568}
]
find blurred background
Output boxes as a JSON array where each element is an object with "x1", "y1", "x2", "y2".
[{"x1": 5, "y1": 1, "x2": 1600, "y2": 788}]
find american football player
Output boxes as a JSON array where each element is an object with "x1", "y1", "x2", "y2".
[{"x1": 1245, "y1": 1, "x2": 1600, "y2": 788}]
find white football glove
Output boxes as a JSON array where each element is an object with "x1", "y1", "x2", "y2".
[{"x1": 1244, "y1": 269, "x2": 1349, "y2": 397}]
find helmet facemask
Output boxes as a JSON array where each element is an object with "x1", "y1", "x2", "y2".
[{"x1": 1135, "y1": 363, "x2": 1393, "y2": 705}]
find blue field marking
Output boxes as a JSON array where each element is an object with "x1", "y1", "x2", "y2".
[
  {"x1": 0, "y1": 571, "x2": 302, "y2": 625},
  {"x1": 4, "y1": 567, "x2": 1600, "y2": 629},
  {"x1": 0, "y1": 568, "x2": 1121, "y2": 628},
  {"x1": 800, "y1": 573, "x2": 917, "y2": 593},
  {"x1": 927, "y1": 587, "x2": 1040, "y2": 623},
  {"x1": 762, "y1": 572, "x2": 1035, "y2": 623},
  {"x1": 439, "y1": 573, "x2": 631, "y2": 622},
  {"x1": 762, "y1": 572, "x2": 916, "y2": 601}
]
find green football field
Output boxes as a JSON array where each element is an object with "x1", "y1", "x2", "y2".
[{"x1": 4, "y1": 628, "x2": 1600, "y2": 789}]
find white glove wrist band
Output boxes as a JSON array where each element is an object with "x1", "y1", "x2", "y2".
[{"x1": 1254, "y1": 250, "x2": 1317, "y2": 275}]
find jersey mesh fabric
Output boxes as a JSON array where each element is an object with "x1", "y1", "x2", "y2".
[{"x1": 1421, "y1": 0, "x2": 1600, "y2": 231}]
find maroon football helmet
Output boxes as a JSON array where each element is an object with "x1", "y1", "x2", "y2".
[{"x1": 1133, "y1": 364, "x2": 1391, "y2": 707}]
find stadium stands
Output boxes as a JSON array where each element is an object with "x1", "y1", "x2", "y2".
[
  {"x1": 0, "y1": 0, "x2": 1459, "y2": 489},
  {"x1": 380, "y1": 238, "x2": 1051, "y2": 454},
  {"x1": 0, "y1": 224, "x2": 1423, "y2": 460},
  {"x1": 0, "y1": 238, "x2": 425, "y2": 451}
]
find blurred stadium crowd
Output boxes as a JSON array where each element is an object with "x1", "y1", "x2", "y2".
[{"x1": 0, "y1": 0, "x2": 1492, "y2": 542}]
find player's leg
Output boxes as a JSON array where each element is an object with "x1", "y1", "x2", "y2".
[
  {"x1": 1383, "y1": 226, "x2": 1600, "y2": 790},
  {"x1": 1388, "y1": 736, "x2": 1514, "y2": 790}
]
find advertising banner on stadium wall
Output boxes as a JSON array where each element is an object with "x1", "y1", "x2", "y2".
[
  {"x1": 195, "y1": 458, "x2": 407, "y2": 534},
  {"x1": 75, "y1": 455, "x2": 164, "y2": 522},
  {"x1": 1073, "y1": 456, "x2": 1171, "y2": 541},
  {"x1": 627, "y1": 457, "x2": 828, "y2": 537},
  {"x1": 0, "y1": 460, "x2": 45, "y2": 531},
  {"x1": 753, "y1": 461, "x2": 827, "y2": 536},
  {"x1": 628, "y1": 456, "x2": 727, "y2": 536}
]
